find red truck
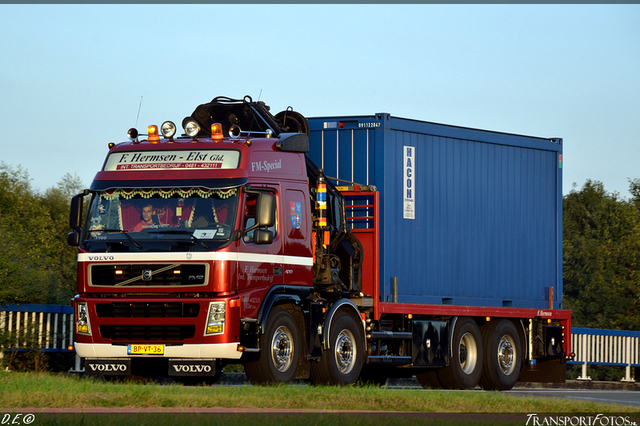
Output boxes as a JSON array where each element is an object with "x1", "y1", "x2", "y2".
[{"x1": 68, "y1": 96, "x2": 571, "y2": 389}]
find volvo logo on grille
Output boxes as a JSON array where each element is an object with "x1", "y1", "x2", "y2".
[{"x1": 142, "y1": 270, "x2": 153, "y2": 281}]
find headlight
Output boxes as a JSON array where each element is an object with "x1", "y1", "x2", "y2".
[
  {"x1": 205, "y1": 301, "x2": 226, "y2": 335},
  {"x1": 77, "y1": 302, "x2": 91, "y2": 335}
]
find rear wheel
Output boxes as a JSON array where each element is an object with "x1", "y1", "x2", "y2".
[
  {"x1": 244, "y1": 307, "x2": 300, "y2": 385},
  {"x1": 479, "y1": 320, "x2": 522, "y2": 390},
  {"x1": 437, "y1": 317, "x2": 482, "y2": 389},
  {"x1": 310, "y1": 310, "x2": 363, "y2": 385}
]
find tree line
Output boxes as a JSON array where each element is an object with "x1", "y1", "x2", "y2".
[
  {"x1": 0, "y1": 163, "x2": 83, "y2": 305},
  {"x1": 1, "y1": 162, "x2": 639, "y2": 332}
]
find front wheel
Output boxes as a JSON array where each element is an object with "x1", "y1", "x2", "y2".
[
  {"x1": 244, "y1": 307, "x2": 300, "y2": 385},
  {"x1": 479, "y1": 320, "x2": 522, "y2": 390},
  {"x1": 310, "y1": 310, "x2": 363, "y2": 385}
]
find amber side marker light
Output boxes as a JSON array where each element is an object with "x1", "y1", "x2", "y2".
[{"x1": 67, "y1": 345, "x2": 74, "y2": 351}]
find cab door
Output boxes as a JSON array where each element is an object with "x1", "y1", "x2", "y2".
[
  {"x1": 237, "y1": 187, "x2": 283, "y2": 297},
  {"x1": 283, "y1": 187, "x2": 313, "y2": 287}
]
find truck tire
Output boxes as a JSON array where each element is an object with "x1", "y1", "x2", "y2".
[
  {"x1": 244, "y1": 307, "x2": 300, "y2": 385},
  {"x1": 479, "y1": 319, "x2": 522, "y2": 390},
  {"x1": 436, "y1": 317, "x2": 482, "y2": 389},
  {"x1": 309, "y1": 310, "x2": 363, "y2": 385}
]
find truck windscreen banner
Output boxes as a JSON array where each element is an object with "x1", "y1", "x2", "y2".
[
  {"x1": 103, "y1": 150, "x2": 240, "y2": 171},
  {"x1": 404, "y1": 146, "x2": 415, "y2": 220}
]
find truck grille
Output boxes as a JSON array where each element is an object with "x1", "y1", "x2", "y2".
[
  {"x1": 100, "y1": 325, "x2": 196, "y2": 341},
  {"x1": 90, "y1": 264, "x2": 207, "y2": 287},
  {"x1": 95, "y1": 302, "x2": 200, "y2": 318}
]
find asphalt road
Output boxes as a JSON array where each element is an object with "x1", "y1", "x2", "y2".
[
  {"x1": 219, "y1": 373, "x2": 640, "y2": 408},
  {"x1": 506, "y1": 388, "x2": 640, "y2": 408}
]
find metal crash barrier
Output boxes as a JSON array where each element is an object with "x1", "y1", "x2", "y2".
[
  {"x1": 569, "y1": 327, "x2": 640, "y2": 382},
  {"x1": 0, "y1": 304, "x2": 79, "y2": 371}
]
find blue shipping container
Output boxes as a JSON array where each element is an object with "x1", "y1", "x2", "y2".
[{"x1": 307, "y1": 114, "x2": 563, "y2": 310}]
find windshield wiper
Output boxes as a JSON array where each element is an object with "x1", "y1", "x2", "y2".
[
  {"x1": 99, "y1": 229, "x2": 143, "y2": 249},
  {"x1": 148, "y1": 229, "x2": 210, "y2": 250}
]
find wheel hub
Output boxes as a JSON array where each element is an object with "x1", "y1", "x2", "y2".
[
  {"x1": 497, "y1": 336, "x2": 516, "y2": 375},
  {"x1": 271, "y1": 325, "x2": 293, "y2": 372},
  {"x1": 335, "y1": 329, "x2": 356, "y2": 374},
  {"x1": 458, "y1": 332, "x2": 478, "y2": 374}
]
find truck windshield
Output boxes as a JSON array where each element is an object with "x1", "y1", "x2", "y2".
[{"x1": 81, "y1": 187, "x2": 238, "y2": 252}]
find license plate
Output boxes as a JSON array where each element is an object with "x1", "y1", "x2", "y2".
[{"x1": 127, "y1": 344, "x2": 164, "y2": 355}]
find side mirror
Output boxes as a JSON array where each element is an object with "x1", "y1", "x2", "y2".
[
  {"x1": 67, "y1": 231, "x2": 80, "y2": 247},
  {"x1": 68, "y1": 190, "x2": 89, "y2": 245},
  {"x1": 253, "y1": 229, "x2": 274, "y2": 245},
  {"x1": 256, "y1": 193, "x2": 276, "y2": 228}
]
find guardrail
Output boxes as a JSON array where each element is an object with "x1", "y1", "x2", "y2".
[
  {"x1": 0, "y1": 304, "x2": 75, "y2": 353},
  {"x1": 569, "y1": 327, "x2": 640, "y2": 382}
]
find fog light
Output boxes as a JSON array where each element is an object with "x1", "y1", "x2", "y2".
[
  {"x1": 207, "y1": 324, "x2": 223, "y2": 334},
  {"x1": 161, "y1": 121, "x2": 177, "y2": 139},
  {"x1": 183, "y1": 118, "x2": 201, "y2": 139}
]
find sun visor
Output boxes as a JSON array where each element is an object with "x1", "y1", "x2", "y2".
[{"x1": 89, "y1": 178, "x2": 248, "y2": 192}]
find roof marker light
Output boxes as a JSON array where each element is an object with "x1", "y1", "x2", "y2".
[
  {"x1": 211, "y1": 123, "x2": 223, "y2": 141},
  {"x1": 161, "y1": 121, "x2": 177, "y2": 140},
  {"x1": 148, "y1": 125, "x2": 160, "y2": 143}
]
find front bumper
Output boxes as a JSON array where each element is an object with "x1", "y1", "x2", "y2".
[{"x1": 75, "y1": 342, "x2": 243, "y2": 359}]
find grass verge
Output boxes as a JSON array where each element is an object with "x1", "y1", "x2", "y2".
[{"x1": 1, "y1": 372, "x2": 638, "y2": 426}]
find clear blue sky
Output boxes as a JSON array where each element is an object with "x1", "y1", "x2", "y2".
[{"x1": 1, "y1": 5, "x2": 638, "y2": 197}]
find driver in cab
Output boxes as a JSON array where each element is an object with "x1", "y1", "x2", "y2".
[{"x1": 132, "y1": 203, "x2": 162, "y2": 232}]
